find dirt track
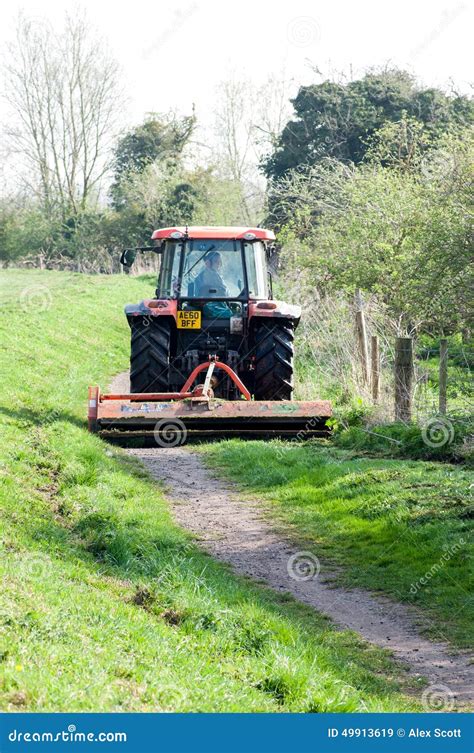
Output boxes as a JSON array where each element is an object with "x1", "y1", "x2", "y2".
[{"x1": 111, "y1": 373, "x2": 473, "y2": 707}]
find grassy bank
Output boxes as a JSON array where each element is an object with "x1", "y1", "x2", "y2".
[
  {"x1": 200, "y1": 441, "x2": 473, "y2": 649},
  {"x1": 0, "y1": 270, "x2": 420, "y2": 712},
  {"x1": 333, "y1": 418, "x2": 473, "y2": 464}
]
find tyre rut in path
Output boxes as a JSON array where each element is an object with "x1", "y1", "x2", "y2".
[{"x1": 112, "y1": 368, "x2": 472, "y2": 706}]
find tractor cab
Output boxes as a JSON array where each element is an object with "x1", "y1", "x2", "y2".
[
  {"x1": 154, "y1": 229, "x2": 271, "y2": 301},
  {"x1": 121, "y1": 226, "x2": 301, "y2": 401}
]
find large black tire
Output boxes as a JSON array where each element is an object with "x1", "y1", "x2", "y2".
[
  {"x1": 130, "y1": 318, "x2": 170, "y2": 393},
  {"x1": 254, "y1": 322, "x2": 294, "y2": 400}
]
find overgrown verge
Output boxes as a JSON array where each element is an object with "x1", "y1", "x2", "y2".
[
  {"x1": 288, "y1": 290, "x2": 472, "y2": 464},
  {"x1": 200, "y1": 441, "x2": 473, "y2": 649},
  {"x1": 0, "y1": 270, "x2": 420, "y2": 711},
  {"x1": 333, "y1": 416, "x2": 473, "y2": 464}
]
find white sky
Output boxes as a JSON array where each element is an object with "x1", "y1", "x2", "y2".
[{"x1": 0, "y1": 0, "x2": 472, "y2": 131}]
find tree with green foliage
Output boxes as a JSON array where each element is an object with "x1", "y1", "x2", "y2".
[
  {"x1": 264, "y1": 69, "x2": 473, "y2": 184},
  {"x1": 110, "y1": 113, "x2": 196, "y2": 210},
  {"x1": 277, "y1": 126, "x2": 473, "y2": 335},
  {"x1": 363, "y1": 113, "x2": 432, "y2": 171},
  {"x1": 105, "y1": 112, "x2": 198, "y2": 249}
]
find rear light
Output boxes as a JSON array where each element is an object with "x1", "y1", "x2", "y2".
[
  {"x1": 244, "y1": 232, "x2": 256, "y2": 240},
  {"x1": 170, "y1": 231, "x2": 184, "y2": 239},
  {"x1": 256, "y1": 301, "x2": 277, "y2": 310},
  {"x1": 147, "y1": 300, "x2": 168, "y2": 309}
]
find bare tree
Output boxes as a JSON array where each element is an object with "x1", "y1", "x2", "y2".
[
  {"x1": 253, "y1": 71, "x2": 294, "y2": 157},
  {"x1": 212, "y1": 73, "x2": 294, "y2": 224},
  {"x1": 3, "y1": 12, "x2": 122, "y2": 218},
  {"x1": 213, "y1": 77, "x2": 257, "y2": 223}
]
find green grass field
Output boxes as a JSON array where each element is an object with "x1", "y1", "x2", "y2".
[
  {"x1": 200, "y1": 441, "x2": 473, "y2": 648},
  {"x1": 0, "y1": 269, "x2": 423, "y2": 712}
]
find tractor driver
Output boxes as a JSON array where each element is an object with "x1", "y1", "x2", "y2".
[{"x1": 194, "y1": 251, "x2": 229, "y2": 298}]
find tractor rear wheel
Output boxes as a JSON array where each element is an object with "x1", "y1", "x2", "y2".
[
  {"x1": 130, "y1": 318, "x2": 170, "y2": 393},
  {"x1": 254, "y1": 322, "x2": 294, "y2": 400}
]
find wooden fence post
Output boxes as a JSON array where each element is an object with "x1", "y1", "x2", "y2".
[
  {"x1": 439, "y1": 338, "x2": 448, "y2": 415},
  {"x1": 371, "y1": 335, "x2": 380, "y2": 403},
  {"x1": 355, "y1": 289, "x2": 369, "y2": 385},
  {"x1": 394, "y1": 337, "x2": 413, "y2": 421}
]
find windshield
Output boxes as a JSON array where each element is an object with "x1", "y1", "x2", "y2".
[{"x1": 157, "y1": 240, "x2": 246, "y2": 299}]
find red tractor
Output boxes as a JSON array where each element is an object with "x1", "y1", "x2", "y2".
[
  {"x1": 88, "y1": 226, "x2": 331, "y2": 440},
  {"x1": 123, "y1": 226, "x2": 298, "y2": 400}
]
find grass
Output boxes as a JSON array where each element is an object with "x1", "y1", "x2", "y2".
[
  {"x1": 0, "y1": 269, "x2": 422, "y2": 712},
  {"x1": 333, "y1": 418, "x2": 473, "y2": 464},
  {"x1": 292, "y1": 315, "x2": 473, "y2": 464},
  {"x1": 199, "y1": 440, "x2": 473, "y2": 649}
]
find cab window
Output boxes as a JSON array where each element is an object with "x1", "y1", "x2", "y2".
[
  {"x1": 157, "y1": 242, "x2": 183, "y2": 298},
  {"x1": 244, "y1": 241, "x2": 268, "y2": 299}
]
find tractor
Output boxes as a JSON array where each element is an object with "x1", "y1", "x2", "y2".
[{"x1": 88, "y1": 226, "x2": 331, "y2": 440}]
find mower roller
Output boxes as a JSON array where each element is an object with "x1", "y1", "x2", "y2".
[{"x1": 88, "y1": 226, "x2": 332, "y2": 443}]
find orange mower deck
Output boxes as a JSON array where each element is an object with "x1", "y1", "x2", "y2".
[{"x1": 88, "y1": 361, "x2": 331, "y2": 442}]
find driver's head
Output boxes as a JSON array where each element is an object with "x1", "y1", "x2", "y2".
[{"x1": 205, "y1": 251, "x2": 222, "y2": 271}]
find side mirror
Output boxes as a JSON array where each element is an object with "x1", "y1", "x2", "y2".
[
  {"x1": 268, "y1": 244, "x2": 276, "y2": 257},
  {"x1": 120, "y1": 249, "x2": 137, "y2": 268}
]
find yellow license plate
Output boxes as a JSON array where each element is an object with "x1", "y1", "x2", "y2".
[{"x1": 177, "y1": 310, "x2": 201, "y2": 329}]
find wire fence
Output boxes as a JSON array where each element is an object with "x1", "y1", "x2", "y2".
[
  {"x1": 288, "y1": 279, "x2": 472, "y2": 425},
  {"x1": 2, "y1": 251, "x2": 160, "y2": 276}
]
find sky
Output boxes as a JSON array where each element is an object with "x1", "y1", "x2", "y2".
[{"x1": 0, "y1": 0, "x2": 472, "y2": 133}]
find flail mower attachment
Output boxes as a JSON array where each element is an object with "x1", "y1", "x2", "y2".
[{"x1": 88, "y1": 360, "x2": 332, "y2": 444}]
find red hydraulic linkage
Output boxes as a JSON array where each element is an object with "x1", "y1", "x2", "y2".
[
  {"x1": 180, "y1": 360, "x2": 251, "y2": 400},
  {"x1": 88, "y1": 359, "x2": 251, "y2": 432}
]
